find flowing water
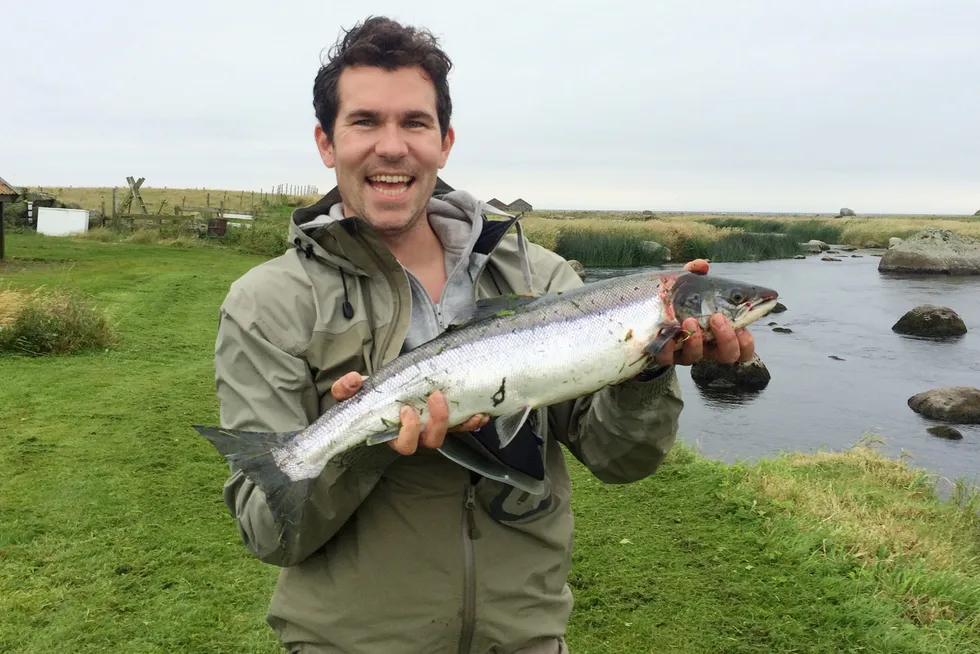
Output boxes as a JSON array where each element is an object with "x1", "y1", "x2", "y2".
[{"x1": 586, "y1": 250, "x2": 980, "y2": 489}]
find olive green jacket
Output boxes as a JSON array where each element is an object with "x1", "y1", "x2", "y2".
[{"x1": 213, "y1": 182, "x2": 684, "y2": 653}]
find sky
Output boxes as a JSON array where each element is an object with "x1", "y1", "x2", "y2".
[{"x1": 3, "y1": 0, "x2": 979, "y2": 213}]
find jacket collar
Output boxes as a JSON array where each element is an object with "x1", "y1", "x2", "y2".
[{"x1": 286, "y1": 178, "x2": 528, "y2": 285}]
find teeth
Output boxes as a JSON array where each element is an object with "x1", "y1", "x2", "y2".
[
  {"x1": 368, "y1": 175, "x2": 412, "y2": 183},
  {"x1": 376, "y1": 186, "x2": 407, "y2": 196}
]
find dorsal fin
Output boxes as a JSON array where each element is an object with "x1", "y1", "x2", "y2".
[{"x1": 446, "y1": 294, "x2": 539, "y2": 331}]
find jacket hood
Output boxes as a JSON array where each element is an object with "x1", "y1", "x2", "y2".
[{"x1": 285, "y1": 177, "x2": 532, "y2": 289}]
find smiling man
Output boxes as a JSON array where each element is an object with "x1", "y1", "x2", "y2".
[{"x1": 212, "y1": 15, "x2": 753, "y2": 654}]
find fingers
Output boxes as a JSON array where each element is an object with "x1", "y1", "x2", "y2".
[
  {"x1": 331, "y1": 371, "x2": 365, "y2": 401},
  {"x1": 736, "y1": 328, "x2": 755, "y2": 362},
  {"x1": 418, "y1": 391, "x2": 450, "y2": 450},
  {"x1": 452, "y1": 414, "x2": 490, "y2": 432},
  {"x1": 389, "y1": 404, "x2": 421, "y2": 455},
  {"x1": 674, "y1": 318, "x2": 704, "y2": 366},
  {"x1": 684, "y1": 259, "x2": 710, "y2": 275},
  {"x1": 388, "y1": 392, "x2": 492, "y2": 456},
  {"x1": 706, "y1": 314, "x2": 740, "y2": 364}
]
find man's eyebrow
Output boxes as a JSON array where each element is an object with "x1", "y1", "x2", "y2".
[
  {"x1": 403, "y1": 110, "x2": 436, "y2": 122},
  {"x1": 344, "y1": 109, "x2": 380, "y2": 121}
]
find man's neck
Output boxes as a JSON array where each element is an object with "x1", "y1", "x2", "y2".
[{"x1": 378, "y1": 213, "x2": 448, "y2": 302}]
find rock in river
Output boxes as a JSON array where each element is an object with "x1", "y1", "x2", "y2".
[
  {"x1": 691, "y1": 353, "x2": 771, "y2": 391},
  {"x1": 879, "y1": 227, "x2": 980, "y2": 275},
  {"x1": 806, "y1": 240, "x2": 830, "y2": 251},
  {"x1": 567, "y1": 259, "x2": 585, "y2": 279},
  {"x1": 770, "y1": 302, "x2": 787, "y2": 314},
  {"x1": 927, "y1": 425, "x2": 963, "y2": 440},
  {"x1": 908, "y1": 387, "x2": 980, "y2": 424},
  {"x1": 892, "y1": 304, "x2": 967, "y2": 338}
]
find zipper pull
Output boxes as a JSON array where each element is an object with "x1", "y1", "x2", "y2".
[{"x1": 465, "y1": 485, "x2": 480, "y2": 540}]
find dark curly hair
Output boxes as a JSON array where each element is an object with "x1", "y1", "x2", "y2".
[{"x1": 313, "y1": 16, "x2": 454, "y2": 141}]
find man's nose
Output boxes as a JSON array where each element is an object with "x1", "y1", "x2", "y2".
[{"x1": 374, "y1": 123, "x2": 409, "y2": 158}]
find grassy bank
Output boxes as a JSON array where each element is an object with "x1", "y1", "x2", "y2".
[
  {"x1": 525, "y1": 210, "x2": 980, "y2": 265},
  {"x1": 2, "y1": 233, "x2": 978, "y2": 652},
  {"x1": 14, "y1": 186, "x2": 980, "y2": 266}
]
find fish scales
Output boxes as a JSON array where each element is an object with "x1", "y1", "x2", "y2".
[{"x1": 285, "y1": 274, "x2": 669, "y2": 478}]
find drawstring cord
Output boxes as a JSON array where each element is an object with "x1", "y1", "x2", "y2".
[
  {"x1": 295, "y1": 237, "x2": 356, "y2": 320},
  {"x1": 340, "y1": 269, "x2": 354, "y2": 319}
]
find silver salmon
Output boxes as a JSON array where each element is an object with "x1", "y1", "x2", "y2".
[{"x1": 194, "y1": 270, "x2": 778, "y2": 551}]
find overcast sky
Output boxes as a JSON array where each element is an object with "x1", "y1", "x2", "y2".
[{"x1": 3, "y1": 0, "x2": 978, "y2": 213}]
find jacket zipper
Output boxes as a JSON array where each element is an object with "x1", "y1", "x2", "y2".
[{"x1": 458, "y1": 477, "x2": 479, "y2": 654}]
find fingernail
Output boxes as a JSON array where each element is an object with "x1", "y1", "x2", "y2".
[{"x1": 400, "y1": 405, "x2": 411, "y2": 420}]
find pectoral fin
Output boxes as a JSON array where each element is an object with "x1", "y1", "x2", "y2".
[
  {"x1": 496, "y1": 405, "x2": 533, "y2": 448},
  {"x1": 644, "y1": 321, "x2": 683, "y2": 357},
  {"x1": 366, "y1": 428, "x2": 400, "y2": 446}
]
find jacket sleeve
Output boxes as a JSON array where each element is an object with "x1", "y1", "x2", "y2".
[
  {"x1": 213, "y1": 281, "x2": 398, "y2": 567},
  {"x1": 542, "y1": 260, "x2": 684, "y2": 484}
]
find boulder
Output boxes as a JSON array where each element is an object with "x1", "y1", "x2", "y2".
[
  {"x1": 821, "y1": 256, "x2": 842, "y2": 262},
  {"x1": 879, "y1": 227, "x2": 980, "y2": 275},
  {"x1": 771, "y1": 302, "x2": 787, "y2": 314},
  {"x1": 803, "y1": 243, "x2": 823, "y2": 254},
  {"x1": 975, "y1": 210, "x2": 980, "y2": 217},
  {"x1": 863, "y1": 241, "x2": 883, "y2": 249},
  {"x1": 908, "y1": 387, "x2": 980, "y2": 424},
  {"x1": 839, "y1": 245, "x2": 858, "y2": 252},
  {"x1": 888, "y1": 237, "x2": 904, "y2": 249},
  {"x1": 637, "y1": 240, "x2": 671, "y2": 262},
  {"x1": 691, "y1": 353, "x2": 771, "y2": 391},
  {"x1": 772, "y1": 327, "x2": 793, "y2": 333},
  {"x1": 839, "y1": 208, "x2": 856, "y2": 217},
  {"x1": 567, "y1": 259, "x2": 585, "y2": 279},
  {"x1": 927, "y1": 425, "x2": 963, "y2": 440},
  {"x1": 806, "y1": 239, "x2": 830, "y2": 251},
  {"x1": 892, "y1": 304, "x2": 967, "y2": 338},
  {"x1": 793, "y1": 255, "x2": 806, "y2": 259}
]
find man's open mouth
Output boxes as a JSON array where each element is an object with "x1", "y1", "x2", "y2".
[{"x1": 367, "y1": 174, "x2": 415, "y2": 197}]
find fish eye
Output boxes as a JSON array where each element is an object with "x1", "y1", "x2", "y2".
[{"x1": 730, "y1": 292, "x2": 744, "y2": 304}]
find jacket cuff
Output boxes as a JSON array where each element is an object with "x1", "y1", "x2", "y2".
[{"x1": 620, "y1": 364, "x2": 677, "y2": 396}]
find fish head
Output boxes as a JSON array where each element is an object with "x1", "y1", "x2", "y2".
[{"x1": 670, "y1": 272, "x2": 779, "y2": 336}]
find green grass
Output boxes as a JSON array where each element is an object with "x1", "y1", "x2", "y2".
[
  {"x1": 0, "y1": 286, "x2": 117, "y2": 356},
  {"x1": 554, "y1": 229, "x2": 670, "y2": 266},
  {"x1": 701, "y1": 218, "x2": 844, "y2": 245},
  {"x1": 679, "y1": 232, "x2": 804, "y2": 262},
  {"x1": 2, "y1": 232, "x2": 979, "y2": 653}
]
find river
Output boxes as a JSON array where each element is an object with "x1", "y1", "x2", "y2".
[{"x1": 586, "y1": 250, "x2": 980, "y2": 490}]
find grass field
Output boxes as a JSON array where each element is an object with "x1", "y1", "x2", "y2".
[{"x1": 2, "y1": 232, "x2": 979, "y2": 652}]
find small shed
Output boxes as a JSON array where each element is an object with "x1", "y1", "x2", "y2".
[
  {"x1": 0, "y1": 176, "x2": 20, "y2": 261},
  {"x1": 507, "y1": 198, "x2": 532, "y2": 213},
  {"x1": 486, "y1": 198, "x2": 508, "y2": 211}
]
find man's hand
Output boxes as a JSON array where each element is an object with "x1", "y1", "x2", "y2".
[
  {"x1": 330, "y1": 371, "x2": 489, "y2": 456},
  {"x1": 653, "y1": 258, "x2": 755, "y2": 367}
]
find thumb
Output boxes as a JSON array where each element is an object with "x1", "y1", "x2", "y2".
[{"x1": 331, "y1": 371, "x2": 365, "y2": 400}]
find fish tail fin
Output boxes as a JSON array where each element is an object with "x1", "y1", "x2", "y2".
[{"x1": 192, "y1": 425, "x2": 313, "y2": 554}]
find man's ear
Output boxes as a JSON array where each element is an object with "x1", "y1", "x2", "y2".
[
  {"x1": 314, "y1": 124, "x2": 335, "y2": 168},
  {"x1": 438, "y1": 125, "x2": 455, "y2": 169}
]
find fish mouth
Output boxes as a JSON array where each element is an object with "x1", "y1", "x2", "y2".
[{"x1": 733, "y1": 296, "x2": 779, "y2": 330}]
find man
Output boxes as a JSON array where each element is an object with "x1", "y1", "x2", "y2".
[{"x1": 213, "y1": 16, "x2": 754, "y2": 654}]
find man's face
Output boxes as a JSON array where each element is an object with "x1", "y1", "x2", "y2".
[{"x1": 315, "y1": 65, "x2": 455, "y2": 237}]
